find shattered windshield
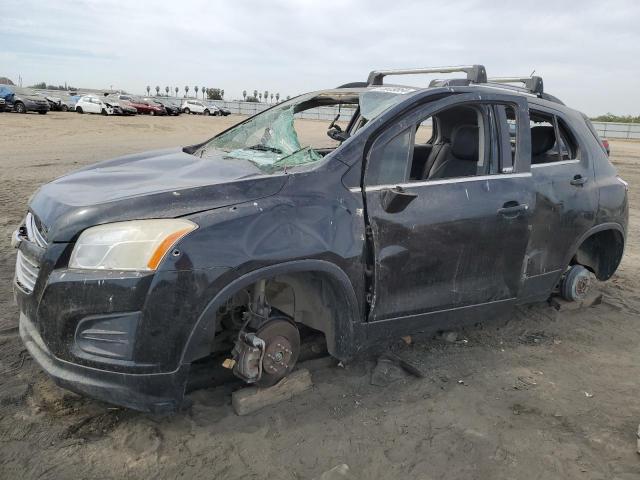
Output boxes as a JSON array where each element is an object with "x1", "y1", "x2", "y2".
[{"x1": 194, "y1": 88, "x2": 414, "y2": 173}]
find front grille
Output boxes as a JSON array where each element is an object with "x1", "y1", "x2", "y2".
[
  {"x1": 14, "y1": 213, "x2": 48, "y2": 294},
  {"x1": 25, "y1": 212, "x2": 47, "y2": 248},
  {"x1": 15, "y1": 251, "x2": 39, "y2": 293}
]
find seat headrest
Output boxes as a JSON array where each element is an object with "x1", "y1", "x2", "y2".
[
  {"x1": 450, "y1": 125, "x2": 479, "y2": 161},
  {"x1": 531, "y1": 126, "x2": 556, "y2": 155}
]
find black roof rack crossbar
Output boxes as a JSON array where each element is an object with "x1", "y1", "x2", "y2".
[
  {"x1": 367, "y1": 65, "x2": 487, "y2": 86},
  {"x1": 487, "y1": 76, "x2": 544, "y2": 96}
]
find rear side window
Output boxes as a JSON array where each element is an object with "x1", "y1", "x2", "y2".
[
  {"x1": 530, "y1": 110, "x2": 556, "y2": 164},
  {"x1": 530, "y1": 109, "x2": 580, "y2": 164}
]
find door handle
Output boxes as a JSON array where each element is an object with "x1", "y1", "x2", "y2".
[
  {"x1": 570, "y1": 174, "x2": 587, "y2": 186},
  {"x1": 497, "y1": 202, "x2": 528, "y2": 218},
  {"x1": 380, "y1": 186, "x2": 418, "y2": 213}
]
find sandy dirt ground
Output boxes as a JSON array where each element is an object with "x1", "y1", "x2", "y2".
[{"x1": 0, "y1": 112, "x2": 639, "y2": 479}]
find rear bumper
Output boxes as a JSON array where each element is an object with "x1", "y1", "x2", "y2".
[{"x1": 20, "y1": 312, "x2": 189, "y2": 413}]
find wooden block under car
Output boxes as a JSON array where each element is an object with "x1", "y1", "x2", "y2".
[{"x1": 232, "y1": 368, "x2": 313, "y2": 416}]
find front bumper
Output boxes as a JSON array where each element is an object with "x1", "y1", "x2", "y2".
[{"x1": 20, "y1": 312, "x2": 189, "y2": 412}]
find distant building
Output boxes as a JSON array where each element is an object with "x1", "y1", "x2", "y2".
[{"x1": 0, "y1": 77, "x2": 15, "y2": 85}]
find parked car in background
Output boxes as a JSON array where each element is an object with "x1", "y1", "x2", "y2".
[
  {"x1": 75, "y1": 95, "x2": 115, "y2": 115},
  {"x1": 140, "y1": 98, "x2": 172, "y2": 116},
  {"x1": 61, "y1": 96, "x2": 80, "y2": 112},
  {"x1": 48, "y1": 96, "x2": 64, "y2": 111},
  {"x1": 105, "y1": 95, "x2": 137, "y2": 115},
  {"x1": 104, "y1": 97, "x2": 137, "y2": 116},
  {"x1": 0, "y1": 86, "x2": 49, "y2": 114},
  {"x1": 181, "y1": 99, "x2": 214, "y2": 115},
  {"x1": 153, "y1": 98, "x2": 181, "y2": 116},
  {"x1": 206, "y1": 101, "x2": 231, "y2": 117},
  {"x1": 124, "y1": 96, "x2": 165, "y2": 115},
  {"x1": 205, "y1": 101, "x2": 231, "y2": 116}
]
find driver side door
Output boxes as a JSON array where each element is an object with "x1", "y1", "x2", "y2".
[{"x1": 364, "y1": 93, "x2": 534, "y2": 326}]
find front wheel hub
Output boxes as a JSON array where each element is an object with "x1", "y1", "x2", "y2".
[{"x1": 256, "y1": 319, "x2": 300, "y2": 387}]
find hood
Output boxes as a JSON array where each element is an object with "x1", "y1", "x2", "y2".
[{"x1": 29, "y1": 148, "x2": 287, "y2": 242}]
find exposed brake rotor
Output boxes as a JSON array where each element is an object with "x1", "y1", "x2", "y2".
[{"x1": 255, "y1": 319, "x2": 300, "y2": 387}]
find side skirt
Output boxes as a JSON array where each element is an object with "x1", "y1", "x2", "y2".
[{"x1": 364, "y1": 298, "x2": 516, "y2": 342}]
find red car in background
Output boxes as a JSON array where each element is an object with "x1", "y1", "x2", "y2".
[{"x1": 116, "y1": 95, "x2": 165, "y2": 115}]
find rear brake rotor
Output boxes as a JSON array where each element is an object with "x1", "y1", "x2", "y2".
[{"x1": 256, "y1": 318, "x2": 300, "y2": 387}]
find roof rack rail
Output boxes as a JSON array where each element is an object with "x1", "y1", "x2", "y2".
[
  {"x1": 487, "y1": 76, "x2": 544, "y2": 96},
  {"x1": 367, "y1": 65, "x2": 487, "y2": 86}
]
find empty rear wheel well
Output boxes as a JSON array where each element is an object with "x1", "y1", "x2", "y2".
[{"x1": 572, "y1": 229, "x2": 624, "y2": 280}]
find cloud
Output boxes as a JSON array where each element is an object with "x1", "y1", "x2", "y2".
[{"x1": 1, "y1": 0, "x2": 639, "y2": 114}]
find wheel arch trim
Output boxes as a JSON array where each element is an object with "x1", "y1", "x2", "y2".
[
  {"x1": 180, "y1": 259, "x2": 361, "y2": 364},
  {"x1": 563, "y1": 222, "x2": 626, "y2": 279}
]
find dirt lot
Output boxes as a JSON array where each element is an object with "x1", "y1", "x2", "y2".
[{"x1": 0, "y1": 112, "x2": 639, "y2": 479}]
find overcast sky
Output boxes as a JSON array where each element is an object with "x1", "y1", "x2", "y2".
[{"x1": 1, "y1": 0, "x2": 639, "y2": 115}]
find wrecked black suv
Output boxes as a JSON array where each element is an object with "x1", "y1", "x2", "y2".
[{"x1": 14, "y1": 65, "x2": 628, "y2": 412}]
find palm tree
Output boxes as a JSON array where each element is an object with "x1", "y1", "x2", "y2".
[
  {"x1": 242, "y1": 90, "x2": 247, "y2": 101},
  {"x1": 264, "y1": 90, "x2": 269, "y2": 103},
  {"x1": 155, "y1": 86, "x2": 160, "y2": 96},
  {"x1": 185, "y1": 86, "x2": 189, "y2": 98},
  {"x1": 259, "y1": 93, "x2": 262, "y2": 101},
  {"x1": 195, "y1": 86, "x2": 199, "y2": 98},
  {"x1": 270, "y1": 93, "x2": 274, "y2": 102},
  {"x1": 275, "y1": 93, "x2": 280, "y2": 103},
  {"x1": 253, "y1": 89, "x2": 258, "y2": 99},
  {"x1": 202, "y1": 86, "x2": 206, "y2": 100},
  {"x1": 175, "y1": 87, "x2": 179, "y2": 97},
  {"x1": 221, "y1": 89, "x2": 225, "y2": 99},
  {"x1": 286, "y1": 95, "x2": 290, "y2": 100},
  {"x1": 146, "y1": 85, "x2": 150, "y2": 96},
  {"x1": 165, "y1": 86, "x2": 169, "y2": 96}
]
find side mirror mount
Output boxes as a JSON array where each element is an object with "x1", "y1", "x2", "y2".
[{"x1": 328, "y1": 128, "x2": 350, "y2": 142}]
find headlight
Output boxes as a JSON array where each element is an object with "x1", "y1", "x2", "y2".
[{"x1": 69, "y1": 219, "x2": 197, "y2": 271}]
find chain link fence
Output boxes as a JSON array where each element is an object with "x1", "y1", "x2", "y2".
[{"x1": 591, "y1": 122, "x2": 640, "y2": 140}]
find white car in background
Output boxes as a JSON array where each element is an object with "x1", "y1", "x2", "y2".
[
  {"x1": 75, "y1": 95, "x2": 114, "y2": 115},
  {"x1": 181, "y1": 99, "x2": 215, "y2": 115}
]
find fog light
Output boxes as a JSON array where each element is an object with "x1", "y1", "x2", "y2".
[{"x1": 74, "y1": 312, "x2": 141, "y2": 360}]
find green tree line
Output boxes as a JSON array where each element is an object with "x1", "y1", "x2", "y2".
[{"x1": 590, "y1": 113, "x2": 640, "y2": 123}]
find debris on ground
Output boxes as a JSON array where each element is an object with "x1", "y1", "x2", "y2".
[
  {"x1": 518, "y1": 331, "x2": 549, "y2": 345},
  {"x1": 401, "y1": 335, "x2": 412, "y2": 345},
  {"x1": 637, "y1": 424, "x2": 640, "y2": 455},
  {"x1": 313, "y1": 464, "x2": 355, "y2": 480},
  {"x1": 370, "y1": 357, "x2": 406, "y2": 387},
  {"x1": 513, "y1": 376, "x2": 538, "y2": 391},
  {"x1": 382, "y1": 352, "x2": 426, "y2": 379},
  {"x1": 232, "y1": 368, "x2": 313, "y2": 416},
  {"x1": 584, "y1": 392, "x2": 594, "y2": 398},
  {"x1": 438, "y1": 331, "x2": 458, "y2": 343}
]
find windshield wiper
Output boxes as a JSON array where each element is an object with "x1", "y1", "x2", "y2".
[{"x1": 248, "y1": 144, "x2": 282, "y2": 154}]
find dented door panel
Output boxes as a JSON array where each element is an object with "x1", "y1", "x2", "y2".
[{"x1": 367, "y1": 174, "x2": 534, "y2": 320}]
